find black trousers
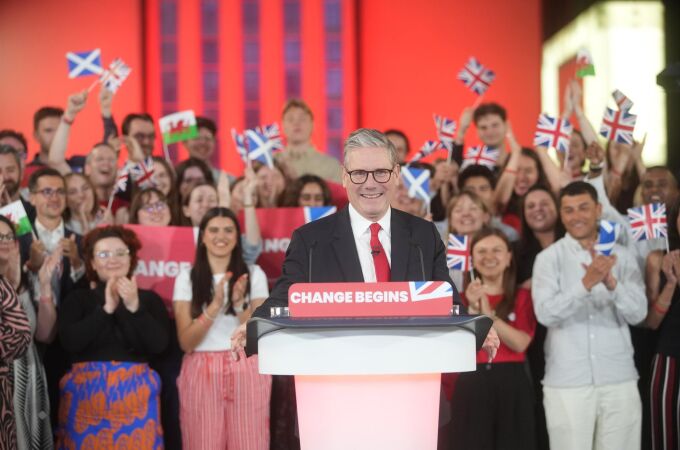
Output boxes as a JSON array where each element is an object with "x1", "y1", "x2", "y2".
[{"x1": 450, "y1": 362, "x2": 537, "y2": 450}]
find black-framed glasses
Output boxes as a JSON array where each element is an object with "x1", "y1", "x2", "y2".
[
  {"x1": 344, "y1": 167, "x2": 394, "y2": 184},
  {"x1": 0, "y1": 233, "x2": 15, "y2": 243},
  {"x1": 95, "y1": 248, "x2": 131, "y2": 260},
  {"x1": 33, "y1": 188, "x2": 66, "y2": 198}
]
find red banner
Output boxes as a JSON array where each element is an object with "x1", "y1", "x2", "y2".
[
  {"x1": 288, "y1": 281, "x2": 454, "y2": 318},
  {"x1": 126, "y1": 225, "x2": 197, "y2": 315}
]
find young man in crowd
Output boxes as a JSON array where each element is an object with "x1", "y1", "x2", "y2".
[
  {"x1": 275, "y1": 99, "x2": 342, "y2": 183},
  {"x1": 532, "y1": 181, "x2": 646, "y2": 450},
  {"x1": 122, "y1": 113, "x2": 156, "y2": 158},
  {"x1": 183, "y1": 116, "x2": 235, "y2": 183},
  {"x1": 450, "y1": 102, "x2": 510, "y2": 169},
  {"x1": 385, "y1": 129, "x2": 410, "y2": 164}
]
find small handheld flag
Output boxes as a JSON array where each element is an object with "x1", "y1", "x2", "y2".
[
  {"x1": 457, "y1": 57, "x2": 495, "y2": 96},
  {"x1": 244, "y1": 129, "x2": 275, "y2": 168},
  {"x1": 627, "y1": 203, "x2": 667, "y2": 242},
  {"x1": 594, "y1": 220, "x2": 620, "y2": 256},
  {"x1": 612, "y1": 89, "x2": 634, "y2": 112},
  {"x1": 0, "y1": 201, "x2": 33, "y2": 237},
  {"x1": 231, "y1": 128, "x2": 248, "y2": 163},
  {"x1": 114, "y1": 170, "x2": 129, "y2": 194},
  {"x1": 100, "y1": 58, "x2": 131, "y2": 93},
  {"x1": 126, "y1": 157, "x2": 156, "y2": 189},
  {"x1": 533, "y1": 113, "x2": 572, "y2": 153},
  {"x1": 447, "y1": 234, "x2": 471, "y2": 271},
  {"x1": 410, "y1": 141, "x2": 441, "y2": 163},
  {"x1": 401, "y1": 167, "x2": 431, "y2": 203},
  {"x1": 66, "y1": 49, "x2": 103, "y2": 79},
  {"x1": 257, "y1": 123, "x2": 285, "y2": 152},
  {"x1": 460, "y1": 145, "x2": 500, "y2": 170},
  {"x1": 599, "y1": 107, "x2": 637, "y2": 144},
  {"x1": 575, "y1": 48, "x2": 595, "y2": 78},
  {"x1": 159, "y1": 110, "x2": 199, "y2": 145},
  {"x1": 433, "y1": 115, "x2": 457, "y2": 152}
]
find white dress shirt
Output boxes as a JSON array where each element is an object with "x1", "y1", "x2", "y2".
[
  {"x1": 348, "y1": 204, "x2": 392, "y2": 282},
  {"x1": 532, "y1": 233, "x2": 647, "y2": 388}
]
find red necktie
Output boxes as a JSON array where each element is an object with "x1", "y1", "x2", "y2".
[{"x1": 369, "y1": 223, "x2": 390, "y2": 282}]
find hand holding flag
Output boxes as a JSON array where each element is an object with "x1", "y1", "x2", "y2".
[
  {"x1": 627, "y1": 203, "x2": 667, "y2": 242},
  {"x1": 594, "y1": 220, "x2": 621, "y2": 256},
  {"x1": 410, "y1": 141, "x2": 441, "y2": 163},
  {"x1": 460, "y1": 145, "x2": 500, "y2": 170},
  {"x1": 533, "y1": 113, "x2": 572, "y2": 153},
  {"x1": 600, "y1": 107, "x2": 637, "y2": 144}
]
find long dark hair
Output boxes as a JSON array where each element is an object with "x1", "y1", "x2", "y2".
[
  {"x1": 470, "y1": 227, "x2": 517, "y2": 321},
  {"x1": 190, "y1": 207, "x2": 250, "y2": 318},
  {"x1": 519, "y1": 185, "x2": 565, "y2": 252}
]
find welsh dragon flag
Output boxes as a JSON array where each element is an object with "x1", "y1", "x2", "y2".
[
  {"x1": 0, "y1": 201, "x2": 33, "y2": 237},
  {"x1": 159, "y1": 110, "x2": 199, "y2": 145},
  {"x1": 575, "y1": 48, "x2": 595, "y2": 78}
]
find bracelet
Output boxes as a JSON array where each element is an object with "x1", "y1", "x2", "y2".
[
  {"x1": 203, "y1": 308, "x2": 218, "y2": 321},
  {"x1": 652, "y1": 302, "x2": 670, "y2": 315},
  {"x1": 62, "y1": 115, "x2": 74, "y2": 126}
]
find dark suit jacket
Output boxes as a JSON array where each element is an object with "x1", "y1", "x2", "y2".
[{"x1": 253, "y1": 207, "x2": 462, "y2": 318}]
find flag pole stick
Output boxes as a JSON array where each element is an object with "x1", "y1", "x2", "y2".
[
  {"x1": 106, "y1": 189, "x2": 115, "y2": 213},
  {"x1": 87, "y1": 78, "x2": 100, "y2": 93},
  {"x1": 447, "y1": 146, "x2": 453, "y2": 164},
  {"x1": 472, "y1": 95, "x2": 485, "y2": 109}
]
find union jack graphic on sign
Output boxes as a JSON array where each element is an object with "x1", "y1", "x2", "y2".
[
  {"x1": 303, "y1": 206, "x2": 337, "y2": 224},
  {"x1": 409, "y1": 281, "x2": 453, "y2": 302},
  {"x1": 627, "y1": 203, "x2": 667, "y2": 242}
]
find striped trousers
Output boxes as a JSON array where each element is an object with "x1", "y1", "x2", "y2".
[
  {"x1": 177, "y1": 349, "x2": 271, "y2": 450},
  {"x1": 649, "y1": 353, "x2": 680, "y2": 450}
]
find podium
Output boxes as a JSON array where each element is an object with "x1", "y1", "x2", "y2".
[{"x1": 247, "y1": 283, "x2": 492, "y2": 450}]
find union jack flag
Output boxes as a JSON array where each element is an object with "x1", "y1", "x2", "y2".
[
  {"x1": 460, "y1": 145, "x2": 500, "y2": 170},
  {"x1": 433, "y1": 114, "x2": 456, "y2": 152},
  {"x1": 231, "y1": 128, "x2": 248, "y2": 163},
  {"x1": 594, "y1": 220, "x2": 621, "y2": 256},
  {"x1": 244, "y1": 129, "x2": 275, "y2": 168},
  {"x1": 408, "y1": 281, "x2": 454, "y2": 301},
  {"x1": 126, "y1": 157, "x2": 156, "y2": 189},
  {"x1": 600, "y1": 107, "x2": 637, "y2": 144},
  {"x1": 447, "y1": 233, "x2": 471, "y2": 271},
  {"x1": 612, "y1": 89, "x2": 633, "y2": 112},
  {"x1": 401, "y1": 167, "x2": 430, "y2": 203},
  {"x1": 100, "y1": 58, "x2": 131, "y2": 93},
  {"x1": 627, "y1": 203, "x2": 667, "y2": 242},
  {"x1": 256, "y1": 122, "x2": 285, "y2": 152},
  {"x1": 533, "y1": 113, "x2": 572, "y2": 153},
  {"x1": 410, "y1": 140, "x2": 441, "y2": 163},
  {"x1": 457, "y1": 57, "x2": 495, "y2": 96},
  {"x1": 114, "y1": 169, "x2": 129, "y2": 194},
  {"x1": 303, "y1": 206, "x2": 337, "y2": 224}
]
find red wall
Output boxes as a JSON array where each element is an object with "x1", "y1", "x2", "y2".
[
  {"x1": 0, "y1": 0, "x2": 144, "y2": 161},
  {"x1": 360, "y1": 0, "x2": 542, "y2": 157},
  {"x1": 0, "y1": 0, "x2": 541, "y2": 168}
]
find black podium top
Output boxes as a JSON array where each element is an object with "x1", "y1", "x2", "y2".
[{"x1": 246, "y1": 315, "x2": 493, "y2": 357}]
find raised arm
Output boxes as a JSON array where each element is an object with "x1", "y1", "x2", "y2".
[
  {"x1": 570, "y1": 80, "x2": 599, "y2": 145},
  {"x1": 48, "y1": 90, "x2": 88, "y2": 175},
  {"x1": 493, "y1": 122, "x2": 521, "y2": 211}
]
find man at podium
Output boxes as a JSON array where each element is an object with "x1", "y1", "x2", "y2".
[{"x1": 238, "y1": 128, "x2": 498, "y2": 356}]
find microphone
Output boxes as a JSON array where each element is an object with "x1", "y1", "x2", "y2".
[
  {"x1": 308, "y1": 241, "x2": 317, "y2": 283},
  {"x1": 411, "y1": 241, "x2": 426, "y2": 281}
]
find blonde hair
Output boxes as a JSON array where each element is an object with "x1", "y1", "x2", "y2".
[{"x1": 446, "y1": 189, "x2": 490, "y2": 234}]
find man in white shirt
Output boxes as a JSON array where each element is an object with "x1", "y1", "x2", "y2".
[{"x1": 533, "y1": 181, "x2": 647, "y2": 450}]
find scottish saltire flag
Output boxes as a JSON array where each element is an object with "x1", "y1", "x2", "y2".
[
  {"x1": 244, "y1": 129, "x2": 275, "y2": 168},
  {"x1": 600, "y1": 107, "x2": 637, "y2": 144},
  {"x1": 447, "y1": 233, "x2": 471, "y2": 271},
  {"x1": 100, "y1": 58, "x2": 131, "y2": 93},
  {"x1": 0, "y1": 201, "x2": 33, "y2": 237},
  {"x1": 114, "y1": 170, "x2": 129, "y2": 194},
  {"x1": 594, "y1": 220, "x2": 620, "y2": 256},
  {"x1": 533, "y1": 113, "x2": 572, "y2": 153},
  {"x1": 460, "y1": 145, "x2": 500, "y2": 170},
  {"x1": 612, "y1": 89, "x2": 634, "y2": 112},
  {"x1": 409, "y1": 281, "x2": 453, "y2": 302},
  {"x1": 627, "y1": 203, "x2": 667, "y2": 242},
  {"x1": 231, "y1": 128, "x2": 248, "y2": 162},
  {"x1": 433, "y1": 115, "x2": 456, "y2": 152},
  {"x1": 410, "y1": 140, "x2": 441, "y2": 163},
  {"x1": 159, "y1": 110, "x2": 198, "y2": 145},
  {"x1": 303, "y1": 206, "x2": 337, "y2": 224},
  {"x1": 575, "y1": 48, "x2": 595, "y2": 77},
  {"x1": 127, "y1": 157, "x2": 156, "y2": 189},
  {"x1": 401, "y1": 167, "x2": 431, "y2": 203},
  {"x1": 457, "y1": 57, "x2": 495, "y2": 95},
  {"x1": 257, "y1": 123, "x2": 285, "y2": 152},
  {"x1": 66, "y1": 49, "x2": 103, "y2": 78}
]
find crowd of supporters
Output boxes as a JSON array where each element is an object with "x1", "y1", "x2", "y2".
[{"x1": 0, "y1": 79, "x2": 677, "y2": 450}]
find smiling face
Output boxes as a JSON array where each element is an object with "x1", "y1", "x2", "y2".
[
  {"x1": 515, "y1": 154, "x2": 539, "y2": 196},
  {"x1": 92, "y1": 237, "x2": 131, "y2": 282},
  {"x1": 186, "y1": 127, "x2": 216, "y2": 161},
  {"x1": 152, "y1": 160, "x2": 172, "y2": 196},
  {"x1": 342, "y1": 147, "x2": 399, "y2": 222},
  {"x1": 298, "y1": 182, "x2": 325, "y2": 207},
  {"x1": 472, "y1": 234, "x2": 512, "y2": 280},
  {"x1": 523, "y1": 189, "x2": 557, "y2": 234},
  {"x1": 202, "y1": 216, "x2": 239, "y2": 259},
  {"x1": 641, "y1": 168, "x2": 678, "y2": 205},
  {"x1": 30, "y1": 175, "x2": 66, "y2": 221},
  {"x1": 66, "y1": 174, "x2": 95, "y2": 217},
  {"x1": 183, "y1": 185, "x2": 218, "y2": 227},
  {"x1": 560, "y1": 193, "x2": 601, "y2": 241},
  {"x1": 476, "y1": 114, "x2": 506, "y2": 148},
  {"x1": 85, "y1": 145, "x2": 118, "y2": 188},
  {"x1": 449, "y1": 194, "x2": 490, "y2": 236},
  {"x1": 137, "y1": 192, "x2": 171, "y2": 226},
  {"x1": 0, "y1": 220, "x2": 16, "y2": 262}
]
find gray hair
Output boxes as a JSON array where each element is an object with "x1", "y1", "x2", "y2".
[
  {"x1": 0, "y1": 144, "x2": 23, "y2": 171},
  {"x1": 343, "y1": 128, "x2": 398, "y2": 167}
]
